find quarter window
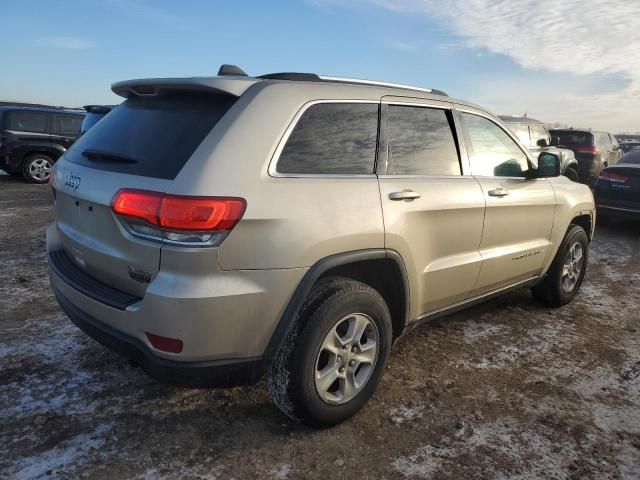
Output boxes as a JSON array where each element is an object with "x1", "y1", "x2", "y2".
[
  {"x1": 276, "y1": 103, "x2": 379, "y2": 175},
  {"x1": 387, "y1": 106, "x2": 460, "y2": 176},
  {"x1": 462, "y1": 113, "x2": 529, "y2": 177},
  {"x1": 6, "y1": 111, "x2": 47, "y2": 133}
]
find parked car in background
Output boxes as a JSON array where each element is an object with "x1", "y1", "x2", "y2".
[
  {"x1": 594, "y1": 150, "x2": 640, "y2": 220},
  {"x1": 549, "y1": 128, "x2": 623, "y2": 187},
  {"x1": 620, "y1": 141, "x2": 640, "y2": 154},
  {"x1": 500, "y1": 116, "x2": 579, "y2": 181},
  {"x1": 81, "y1": 105, "x2": 116, "y2": 135},
  {"x1": 0, "y1": 106, "x2": 84, "y2": 183},
  {"x1": 48, "y1": 65, "x2": 595, "y2": 428}
]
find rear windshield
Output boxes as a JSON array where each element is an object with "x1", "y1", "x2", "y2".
[
  {"x1": 550, "y1": 130, "x2": 593, "y2": 147},
  {"x1": 80, "y1": 112, "x2": 107, "y2": 134},
  {"x1": 65, "y1": 93, "x2": 236, "y2": 179}
]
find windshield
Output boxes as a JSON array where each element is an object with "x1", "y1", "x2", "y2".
[{"x1": 549, "y1": 130, "x2": 593, "y2": 147}]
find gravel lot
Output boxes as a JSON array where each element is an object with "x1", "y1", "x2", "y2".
[{"x1": 1, "y1": 173, "x2": 639, "y2": 479}]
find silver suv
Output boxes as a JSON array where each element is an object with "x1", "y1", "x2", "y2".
[{"x1": 47, "y1": 65, "x2": 595, "y2": 427}]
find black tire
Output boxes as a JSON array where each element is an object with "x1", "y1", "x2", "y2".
[
  {"x1": 267, "y1": 276, "x2": 392, "y2": 428},
  {"x1": 564, "y1": 167, "x2": 579, "y2": 182},
  {"x1": 22, "y1": 153, "x2": 53, "y2": 184},
  {"x1": 532, "y1": 225, "x2": 589, "y2": 307}
]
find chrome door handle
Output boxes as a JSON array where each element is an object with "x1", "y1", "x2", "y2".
[
  {"x1": 389, "y1": 190, "x2": 421, "y2": 201},
  {"x1": 488, "y1": 187, "x2": 509, "y2": 197}
]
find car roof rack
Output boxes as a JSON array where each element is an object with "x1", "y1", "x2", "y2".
[{"x1": 256, "y1": 70, "x2": 447, "y2": 96}]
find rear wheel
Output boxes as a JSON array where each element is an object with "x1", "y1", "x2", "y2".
[
  {"x1": 532, "y1": 225, "x2": 589, "y2": 307},
  {"x1": 22, "y1": 154, "x2": 53, "y2": 183},
  {"x1": 564, "y1": 167, "x2": 579, "y2": 182},
  {"x1": 268, "y1": 276, "x2": 392, "y2": 428}
]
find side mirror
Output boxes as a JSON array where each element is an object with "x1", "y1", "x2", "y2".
[
  {"x1": 550, "y1": 136, "x2": 560, "y2": 146},
  {"x1": 536, "y1": 138, "x2": 549, "y2": 148},
  {"x1": 537, "y1": 152, "x2": 561, "y2": 177}
]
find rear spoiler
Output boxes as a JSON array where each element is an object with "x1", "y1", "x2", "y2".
[{"x1": 111, "y1": 77, "x2": 260, "y2": 99}]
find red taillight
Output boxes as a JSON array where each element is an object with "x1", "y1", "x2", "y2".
[
  {"x1": 598, "y1": 170, "x2": 628, "y2": 182},
  {"x1": 111, "y1": 189, "x2": 246, "y2": 232},
  {"x1": 145, "y1": 332, "x2": 183, "y2": 353},
  {"x1": 577, "y1": 145, "x2": 598, "y2": 154},
  {"x1": 112, "y1": 190, "x2": 162, "y2": 226}
]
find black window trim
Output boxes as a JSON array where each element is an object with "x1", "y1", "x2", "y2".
[
  {"x1": 269, "y1": 99, "x2": 381, "y2": 178},
  {"x1": 456, "y1": 108, "x2": 536, "y2": 179},
  {"x1": 378, "y1": 100, "x2": 464, "y2": 178}
]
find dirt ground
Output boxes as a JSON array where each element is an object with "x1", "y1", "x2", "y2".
[{"x1": 0, "y1": 172, "x2": 639, "y2": 480}]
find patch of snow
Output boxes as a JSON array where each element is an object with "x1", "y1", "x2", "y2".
[
  {"x1": 392, "y1": 444, "x2": 458, "y2": 478},
  {"x1": 463, "y1": 322, "x2": 509, "y2": 342},
  {"x1": 271, "y1": 464, "x2": 291, "y2": 479},
  {"x1": 390, "y1": 404, "x2": 425, "y2": 425},
  {"x1": 0, "y1": 168, "x2": 8, "y2": 176},
  {"x1": 8, "y1": 422, "x2": 113, "y2": 479}
]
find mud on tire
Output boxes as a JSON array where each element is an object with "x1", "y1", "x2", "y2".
[{"x1": 267, "y1": 276, "x2": 392, "y2": 428}]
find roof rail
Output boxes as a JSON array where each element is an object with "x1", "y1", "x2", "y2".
[
  {"x1": 256, "y1": 70, "x2": 447, "y2": 96},
  {"x1": 318, "y1": 75, "x2": 448, "y2": 96}
]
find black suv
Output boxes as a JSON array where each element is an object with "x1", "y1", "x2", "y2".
[
  {"x1": 500, "y1": 116, "x2": 579, "y2": 181},
  {"x1": 0, "y1": 106, "x2": 85, "y2": 183},
  {"x1": 549, "y1": 128, "x2": 623, "y2": 187}
]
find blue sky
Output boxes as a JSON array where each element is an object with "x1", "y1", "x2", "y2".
[{"x1": 3, "y1": 0, "x2": 639, "y2": 132}]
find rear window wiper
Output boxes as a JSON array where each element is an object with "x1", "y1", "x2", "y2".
[{"x1": 82, "y1": 149, "x2": 137, "y2": 164}]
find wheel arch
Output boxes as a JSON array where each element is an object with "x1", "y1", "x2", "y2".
[
  {"x1": 571, "y1": 213, "x2": 593, "y2": 241},
  {"x1": 264, "y1": 249, "x2": 410, "y2": 360}
]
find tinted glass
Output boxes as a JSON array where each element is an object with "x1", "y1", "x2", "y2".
[
  {"x1": 462, "y1": 113, "x2": 529, "y2": 177},
  {"x1": 550, "y1": 130, "x2": 593, "y2": 147},
  {"x1": 620, "y1": 142, "x2": 640, "y2": 153},
  {"x1": 620, "y1": 151, "x2": 640, "y2": 165},
  {"x1": 529, "y1": 124, "x2": 549, "y2": 145},
  {"x1": 388, "y1": 106, "x2": 460, "y2": 175},
  {"x1": 53, "y1": 115, "x2": 83, "y2": 135},
  {"x1": 80, "y1": 112, "x2": 107, "y2": 134},
  {"x1": 506, "y1": 123, "x2": 531, "y2": 147},
  {"x1": 277, "y1": 103, "x2": 378, "y2": 174},
  {"x1": 65, "y1": 93, "x2": 236, "y2": 179},
  {"x1": 6, "y1": 111, "x2": 47, "y2": 133}
]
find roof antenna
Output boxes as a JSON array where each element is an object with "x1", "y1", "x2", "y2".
[{"x1": 218, "y1": 64, "x2": 248, "y2": 77}]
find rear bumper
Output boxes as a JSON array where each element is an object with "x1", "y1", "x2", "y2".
[
  {"x1": 52, "y1": 285, "x2": 266, "y2": 388},
  {"x1": 46, "y1": 221, "x2": 306, "y2": 386}
]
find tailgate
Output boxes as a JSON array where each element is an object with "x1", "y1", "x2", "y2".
[
  {"x1": 50, "y1": 89, "x2": 237, "y2": 299},
  {"x1": 52, "y1": 161, "x2": 172, "y2": 297}
]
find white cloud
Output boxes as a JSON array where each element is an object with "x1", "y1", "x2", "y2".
[
  {"x1": 318, "y1": 0, "x2": 640, "y2": 131},
  {"x1": 37, "y1": 36, "x2": 94, "y2": 49}
]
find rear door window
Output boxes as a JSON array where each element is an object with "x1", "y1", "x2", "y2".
[
  {"x1": 65, "y1": 92, "x2": 236, "y2": 180},
  {"x1": 5, "y1": 111, "x2": 47, "y2": 133},
  {"x1": 53, "y1": 115, "x2": 83, "y2": 135},
  {"x1": 462, "y1": 113, "x2": 529, "y2": 177},
  {"x1": 387, "y1": 105, "x2": 460, "y2": 176},
  {"x1": 276, "y1": 103, "x2": 379, "y2": 175}
]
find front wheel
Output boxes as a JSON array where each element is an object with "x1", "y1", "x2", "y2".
[
  {"x1": 22, "y1": 154, "x2": 53, "y2": 183},
  {"x1": 532, "y1": 224, "x2": 589, "y2": 307},
  {"x1": 268, "y1": 277, "x2": 392, "y2": 428}
]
